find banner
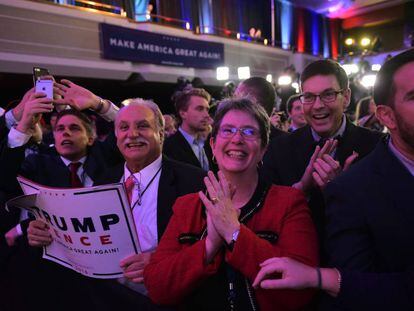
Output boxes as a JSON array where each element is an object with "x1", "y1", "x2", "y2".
[
  {"x1": 100, "y1": 23, "x2": 224, "y2": 69},
  {"x1": 7, "y1": 177, "x2": 140, "y2": 279}
]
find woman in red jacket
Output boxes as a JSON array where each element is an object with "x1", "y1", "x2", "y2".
[{"x1": 144, "y1": 98, "x2": 318, "y2": 311}]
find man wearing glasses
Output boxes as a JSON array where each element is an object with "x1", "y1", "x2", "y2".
[{"x1": 262, "y1": 59, "x2": 382, "y2": 258}]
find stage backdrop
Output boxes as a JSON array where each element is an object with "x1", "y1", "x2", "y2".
[{"x1": 100, "y1": 23, "x2": 224, "y2": 69}]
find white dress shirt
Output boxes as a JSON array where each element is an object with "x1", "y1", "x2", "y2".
[{"x1": 122, "y1": 155, "x2": 162, "y2": 252}]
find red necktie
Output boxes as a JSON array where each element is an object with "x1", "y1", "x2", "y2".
[
  {"x1": 69, "y1": 162, "x2": 83, "y2": 188},
  {"x1": 124, "y1": 175, "x2": 135, "y2": 205}
]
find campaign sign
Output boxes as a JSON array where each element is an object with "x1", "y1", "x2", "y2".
[
  {"x1": 100, "y1": 23, "x2": 224, "y2": 69},
  {"x1": 7, "y1": 177, "x2": 140, "y2": 279}
]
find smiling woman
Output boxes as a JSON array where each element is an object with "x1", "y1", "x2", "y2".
[{"x1": 144, "y1": 98, "x2": 319, "y2": 311}]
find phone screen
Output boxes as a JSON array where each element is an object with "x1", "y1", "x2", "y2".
[{"x1": 33, "y1": 67, "x2": 50, "y2": 86}]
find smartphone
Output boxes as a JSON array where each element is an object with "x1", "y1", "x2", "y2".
[
  {"x1": 33, "y1": 67, "x2": 50, "y2": 86},
  {"x1": 35, "y1": 79, "x2": 53, "y2": 100}
]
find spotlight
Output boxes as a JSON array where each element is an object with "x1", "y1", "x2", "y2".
[
  {"x1": 341, "y1": 64, "x2": 359, "y2": 76},
  {"x1": 238, "y1": 67, "x2": 250, "y2": 80},
  {"x1": 121, "y1": 99, "x2": 133, "y2": 107},
  {"x1": 204, "y1": 26, "x2": 209, "y2": 33},
  {"x1": 360, "y1": 37, "x2": 371, "y2": 47},
  {"x1": 266, "y1": 74, "x2": 272, "y2": 83},
  {"x1": 216, "y1": 67, "x2": 229, "y2": 81},
  {"x1": 236, "y1": 33, "x2": 241, "y2": 40},
  {"x1": 360, "y1": 74, "x2": 377, "y2": 88},
  {"x1": 345, "y1": 38, "x2": 354, "y2": 46},
  {"x1": 372, "y1": 64, "x2": 381, "y2": 71},
  {"x1": 185, "y1": 22, "x2": 190, "y2": 30},
  {"x1": 278, "y1": 75, "x2": 292, "y2": 86},
  {"x1": 264, "y1": 38, "x2": 268, "y2": 45},
  {"x1": 291, "y1": 82, "x2": 299, "y2": 93}
]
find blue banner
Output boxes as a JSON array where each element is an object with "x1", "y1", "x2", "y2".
[{"x1": 100, "y1": 24, "x2": 224, "y2": 69}]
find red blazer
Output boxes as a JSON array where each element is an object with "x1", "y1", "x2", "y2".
[{"x1": 144, "y1": 185, "x2": 319, "y2": 311}]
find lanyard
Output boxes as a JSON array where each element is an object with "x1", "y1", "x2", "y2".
[{"x1": 131, "y1": 166, "x2": 162, "y2": 210}]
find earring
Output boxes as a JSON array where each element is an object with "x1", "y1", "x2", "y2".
[{"x1": 257, "y1": 160, "x2": 263, "y2": 168}]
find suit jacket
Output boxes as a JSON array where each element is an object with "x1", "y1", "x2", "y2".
[
  {"x1": 88, "y1": 156, "x2": 206, "y2": 311},
  {"x1": 163, "y1": 130, "x2": 217, "y2": 172},
  {"x1": 144, "y1": 185, "x2": 318, "y2": 311},
  {"x1": 262, "y1": 119, "x2": 383, "y2": 256},
  {"x1": 0, "y1": 114, "x2": 7, "y2": 143},
  {"x1": 0, "y1": 136, "x2": 121, "y2": 311},
  {"x1": 95, "y1": 156, "x2": 206, "y2": 240},
  {"x1": 322, "y1": 138, "x2": 414, "y2": 310}
]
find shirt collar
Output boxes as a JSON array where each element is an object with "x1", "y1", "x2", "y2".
[
  {"x1": 388, "y1": 138, "x2": 414, "y2": 176},
  {"x1": 311, "y1": 114, "x2": 347, "y2": 142},
  {"x1": 179, "y1": 127, "x2": 204, "y2": 145},
  {"x1": 123, "y1": 155, "x2": 163, "y2": 184},
  {"x1": 60, "y1": 156, "x2": 87, "y2": 167}
]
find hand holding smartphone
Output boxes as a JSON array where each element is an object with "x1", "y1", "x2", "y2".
[{"x1": 35, "y1": 79, "x2": 53, "y2": 100}]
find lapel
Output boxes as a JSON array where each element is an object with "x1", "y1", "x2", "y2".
[
  {"x1": 335, "y1": 119, "x2": 358, "y2": 166},
  {"x1": 94, "y1": 163, "x2": 124, "y2": 185},
  {"x1": 375, "y1": 140, "x2": 413, "y2": 218},
  {"x1": 156, "y1": 156, "x2": 177, "y2": 239},
  {"x1": 292, "y1": 126, "x2": 316, "y2": 182},
  {"x1": 175, "y1": 131, "x2": 201, "y2": 168},
  {"x1": 50, "y1": 155, "x2": 73, "y2": 187}
]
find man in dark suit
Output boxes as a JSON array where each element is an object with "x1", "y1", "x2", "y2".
[
  {"x1": 321, "y1": 48, "x2": 414, "y2": 310},
  {"x1": 0, "y1": 81, "x2": 125, "y2": 310},
  {"x1": 0, "y1": 101, "x2": 119, "y2": 310},
  {"x1": 262, "y1": 60, "x2": 382, "y2": 253},
  {"x1": 163, "y1": 88, "x2": 214, "y2": 171},
  {"x1": 27, "y1": 98, "x2": 206, "y2": 310},
  {"x1": 253, "y1": 51, "x2": 414, "y2": 310},
  {"x1": 86, "y1": 99, "x2": 206, "y2": 310}
]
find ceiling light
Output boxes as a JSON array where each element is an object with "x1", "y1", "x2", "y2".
[
  {"x1": 278, "y1": 75, "x2": 292, "y2": 86},
  {"x1": 341, "y1": 64, "x2": 359, "y2": 76},
  {"x1": 266, "y1": 74, "x2": 272, "y2": 83},
  {"x1": 238, "y1": 67, "x2": 250, "y2": 80},
  {"x1": 216, "y1": 67, "x2": 229, "y2": 81},
  {"x1": 372, "y1": 64, "x2": 381, "y2": 71},
  {"x1": 360, "y1": 74, "x2": 377, "y2": 88},
  {"x1": 345, "y1": 38, "x2": 354, "y2": 46},
  {"x1": 360, "y1": 37, "x2": 371, "y2": 47}
]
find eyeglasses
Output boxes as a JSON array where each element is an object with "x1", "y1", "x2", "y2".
[
  {"x1": 299, "y1": 89, "x2": 344, "y2": 105},
  {"x1": 218, "y1": 126, "x2": 260, "y2": 140}
]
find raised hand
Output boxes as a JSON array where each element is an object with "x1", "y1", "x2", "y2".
[
  {"x1": 312, "y1": 151, "x2": 359, "y2": 188},
  {"x1": 12, "y1": 87, "x2": 35, "y2": 121},
  {"x1": 54, "y1": 79, "x2": 101, "y2": 111},
  {"x1": 16, "y1": 93, "x2": 53, "y2": 134},
  {"x1": 120, "y1": 252, "x2": 152, "y2": 283},
  {"x1": 199, "y1": 171, "x2": 240, "y2": 244},
  {"x1": 27, "y1": 219, "x2": 53, "y2": 247}
]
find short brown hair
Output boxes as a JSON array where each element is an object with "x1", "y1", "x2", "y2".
[
  {"x1": 300, "y1": 59, "x2": 349, "y2": 90},
  {"x1": 174, "y1": 88, "x2": 211, "y2": 124},
  {"x1": 54, "y1": 109, "x2": 95, "y2": 139}
]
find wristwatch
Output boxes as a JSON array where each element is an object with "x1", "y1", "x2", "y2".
[{"x1": 226, "y1": 229, "x2": 240, "y2": 251}]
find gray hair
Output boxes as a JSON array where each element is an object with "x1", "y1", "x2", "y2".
[{"x1": 116, "y1": 98, "x2": 165, "y2": 135}]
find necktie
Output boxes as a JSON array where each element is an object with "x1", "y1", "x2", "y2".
[
  {"x1": 194, "y1": 139, "x2": 209, "y2": 171},
  {"x1": 124, "y1": 175, "x2": 136, "y2": 206},
  {"x1": 69, "y1": 162, "x2": 83, "y2": 188}
]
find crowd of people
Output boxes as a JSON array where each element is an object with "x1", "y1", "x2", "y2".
[{"x1": 0, "y1": 48, "x2": 413, "y2": 311}]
